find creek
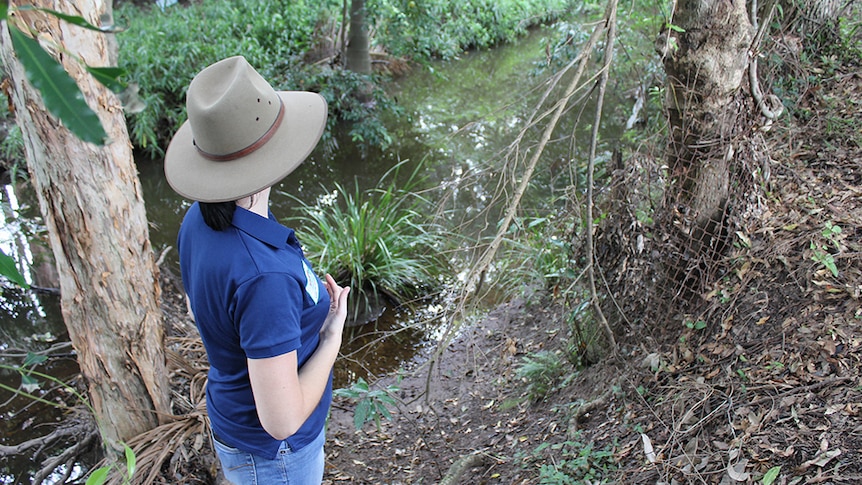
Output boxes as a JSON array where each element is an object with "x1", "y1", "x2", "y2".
[{"x1": 0, "y1": 25, "x2": 630, "y2": 483}]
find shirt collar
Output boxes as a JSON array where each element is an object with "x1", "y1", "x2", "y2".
[{"x1": 231, "y1": 207, "x2": 295, "y2": 248}]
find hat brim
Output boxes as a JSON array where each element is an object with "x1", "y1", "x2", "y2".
[{"x1": 164, "y1": 91, "x2": 327, "y2": 203}]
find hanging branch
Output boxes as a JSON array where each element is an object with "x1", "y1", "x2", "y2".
[
  {"x1": 585, "y1": 0, "x2": 619, "y2": 352},
  {"x1": 427, "y1": 2, "x2": 622, "y2": 384}
]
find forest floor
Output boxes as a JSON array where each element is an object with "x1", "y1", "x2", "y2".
[{"x1": 315, "y1": 58, "x2": 862, "y2": 484}]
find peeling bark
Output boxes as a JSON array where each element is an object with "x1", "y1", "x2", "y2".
[{"x1": 0, "y1": 0, "x2": 170, "y2": 449}]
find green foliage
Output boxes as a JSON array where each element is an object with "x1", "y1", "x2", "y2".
[
  {"x1": 761, "y1": 466, "x2": 781, "y2": 485},
  {"x1": 810, "y1": 241, "x2": 838, "y2": 277},
  {"x1": 288, "y1": 161, "x2": 449, "y2": 322},
  {"x1": 492, "y1": 214, "x2": 574, "y2": 301},
  {"x1": 0, "y1": 121, "x2": 24, "y2": 171},
  {"x1": 333, "y1": 377, "x2": 400, "y2": 431},
  {"x1": 299, "y1": 66, "x2": 403, "y2": 155},
  {"x1": 114, "y1": 0, "x2": 340, "y2": 157},
  {"x1": 85, "y1": 444, "x2": 136, "y2": 485},
  {"x1": 1, "y1": 6, "x2": 127, "y2": 145},
  {"x1": 810, "y1": 221, "x2": 843, "y2": 277},
  {"x1": 526, "y1": 435, "x2": 618, "y2": 484},
  {"x1": 369, "y1": 0, "x2": 576, "y2": 60},
  {"x1": 0, "y1": 248, "x2": 29, "y2": 288},
  {"x1": 567, "y1": 299, "x2": 607, "y2": 366},
  {"x1": 516, "y1": 350, "x2": 567, "y2": 401},
  {"x1": 8, "y1": 27, "x2": 105, "y2": 144}
]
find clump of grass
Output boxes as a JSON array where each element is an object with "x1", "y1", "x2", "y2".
[
  {"x1": 493, "y1": 214, "x2": 574, "y2": 300},
  {"x1": 288, "y1": 162, "x2": 449, "y2": 323},
  {"x1": 516, "y1": 350, "x2": 567, "y2": 402}
]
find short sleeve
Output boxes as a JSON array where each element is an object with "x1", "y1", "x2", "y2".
[{"x1": 232, "y1": 273, "x2": 304, "y2": 359}]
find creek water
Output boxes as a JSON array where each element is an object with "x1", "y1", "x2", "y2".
[{"x1": 0, "y1": 25, "x2": 630, "y2": 482}]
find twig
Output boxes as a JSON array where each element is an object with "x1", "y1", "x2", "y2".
[
  {"x1": 0, "y1": 422, "x2": 80, "y2": 456},
  {"x1": 430, "y1": 0, "x2": 612, "y2": 368},
  {"x1": 747, "y1": 376, "x2": 853, "y2": 407},
  {"x1": 586, "y1": 0, "x2": 619, "y2": 353},
  {"x1": 31, "y1": 431, "x2": 99, "y2": 484},
  {"x1": 568, "y1": 390, "x2": 611, "y2": 437}
]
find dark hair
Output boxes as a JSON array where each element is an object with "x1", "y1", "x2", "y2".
[{"x1": 199, "y1": 201, "x2": 236, "y2": 231}]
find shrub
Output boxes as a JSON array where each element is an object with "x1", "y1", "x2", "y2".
[
  {"x1": 287, "y1": 161, "x2": 449, "y2": 323},
  {"x1": 114, "y1": 0, "x2": 339, "y2": 158}
]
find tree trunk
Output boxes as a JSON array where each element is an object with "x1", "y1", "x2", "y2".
[
  {"x1": 781, "y1": 0, "x2": 848, "y2": 39},
  {"x1": 655, "y1": 0, "x2": 754, "y2": 297},
  {"x1": 345, "y1": 0, "x2": 371, "y2": 75},
  {"x1": 0, "y1": 0, "x2": 170, "y2": 450}
]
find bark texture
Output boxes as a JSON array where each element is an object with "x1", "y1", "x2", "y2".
[
  {"x1": 655, "y1": 0, "x2": 754, "y2": 296},
  {"x1": 0, "y1": 0, "x2": 170, "y2": 448},
  {"x1": 345, "y1": 0, "x2": 372, "y2": 74}
]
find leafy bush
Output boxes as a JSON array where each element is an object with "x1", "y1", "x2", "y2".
[
  {"x1": 333, "y1": 377, "x2": 400, "y2": 431},
  {"x1": 113, "y1": 0, "x2": 578, "y2": 158},
  {"x1": 298, "y1": 66, "x2": 403, "y2": 155},
  {"x1": 531, "y1": 436, "x2": 618, "y2": 484},
  {"x1": 370, "y1": 0, "x2": 577, "y2": 60},
  {"x1": 494, "y1": 214, "x2": 573, "y2": 300},
  {"x1": 516, "y1": 350, "x2": 566, "y2": 401},
  {"x1": 114, "y1": 0, "x2": 340, "y2": 158},
  {"x1": 287, "y1": 161, "x2": 449, "y2": 323}
]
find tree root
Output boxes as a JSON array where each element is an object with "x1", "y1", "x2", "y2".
[
  {"x1": 439, "y1": 452, "x2": 488, "y2": 485},
  {"x1": 0, "y1": 410, "x2": 99, "y2": 483},
  {"x1": 568, "y1": 391, "x2": 611, "y2": 439}
]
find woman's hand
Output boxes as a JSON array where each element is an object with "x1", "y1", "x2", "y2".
[{"x1": 320, "y1": 274, "x2": 350, "y2": 343}]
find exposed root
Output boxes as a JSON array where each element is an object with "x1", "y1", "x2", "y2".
[{"x1": 439, "y1": 452, "x2": 488, "y2": 485}]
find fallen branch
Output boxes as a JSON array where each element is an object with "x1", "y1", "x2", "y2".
[
  {"x1": 31, "y1": 430, "x2": 99, "y2": 484},
  {"x1": 439, "y1": 451, "x2": 488, "y2": 485},
  {"x1": 568, "y1": 390, "x2": 611, "y2": 437},
  {"x1": 0, "y1": 421, "x2": 81, "y2": 456}
]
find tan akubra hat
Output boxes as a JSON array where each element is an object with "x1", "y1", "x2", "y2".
[{"x1": 164, "y1": 56, "x2": 327, "y2": 202}]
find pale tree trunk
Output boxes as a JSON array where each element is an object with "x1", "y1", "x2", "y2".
[
  {"x1": 345, "y1": 0, "x2": 371, "y2": 74},
  {"x1": 0, "y1": 0, "x2": 170, "y2": 450},
  {"x1": 781, "y1": 0, "x2": 850, "y2": 38},
  {"x1": 655, "y1": 0, "x2": 754, "y2": 295}
]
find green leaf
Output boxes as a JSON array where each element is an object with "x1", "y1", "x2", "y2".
[
  {"x1": 762, "y1": 466, "x2": 781, "y2": 485},
  {"x1": 22, "y1": 352, "x2": 48, "y2": 367},
  {"x1": 667, "y1": 22, "x2": 685, "y2": 33},
  {"x1": 85, "y1": 466, "x2": 111, "y2": 485},
  {"x1": 0, "y1": 248, "x2": 28, "y2": 288},
  {"x1": 20, "y1": 372, "x2": 41, "y2": 393},
  {"x1": 0, "y1": 3, "x2": 8, "y2": 20},
  {"x1": 354, "y1": 377, "x2": 369, "y2": 392},
  {"x1": 354, "y1": 399, "x2": 371, "y2": 430},
  {"x1": 9, "y1": 26, "x2": 107, "y2": 145},
  {"x1": 85, "y1": 66, "x2": 127, "y2": 93},
  {"x1": 378, "y1": 404, "x2": 392, "y2": 420},
  {"x1": 123, "y1": 444, "x2": 136, "y2": 480}
]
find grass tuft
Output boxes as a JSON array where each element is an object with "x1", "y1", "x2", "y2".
[{"x1": 287, "y1": 161, "x2": 449, "y2": 324}]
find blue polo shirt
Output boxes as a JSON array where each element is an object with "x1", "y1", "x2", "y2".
[{"x1": 177, "y1": 202, "x2": 331, "y2": 458}]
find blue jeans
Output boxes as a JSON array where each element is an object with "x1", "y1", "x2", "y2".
[{"x1": 212, "y1": 427, "x2": 325, "y2": 485}]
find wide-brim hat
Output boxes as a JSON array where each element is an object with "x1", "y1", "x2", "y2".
[{"x1": 164, "y1": 56, "x2": 327, "y2": 202}]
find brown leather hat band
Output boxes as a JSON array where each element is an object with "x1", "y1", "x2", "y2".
[{"x1": 194, "y1": 99, "x2": 285, "y2": 162}]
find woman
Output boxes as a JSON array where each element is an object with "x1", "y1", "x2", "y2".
[{"x1": 164, "y1": 56, "x2": 350, "y2": 485}]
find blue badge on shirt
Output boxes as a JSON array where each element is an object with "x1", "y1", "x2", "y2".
[{"x1": 302, "y1": 260, "x2": 320, "y2": 304}]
